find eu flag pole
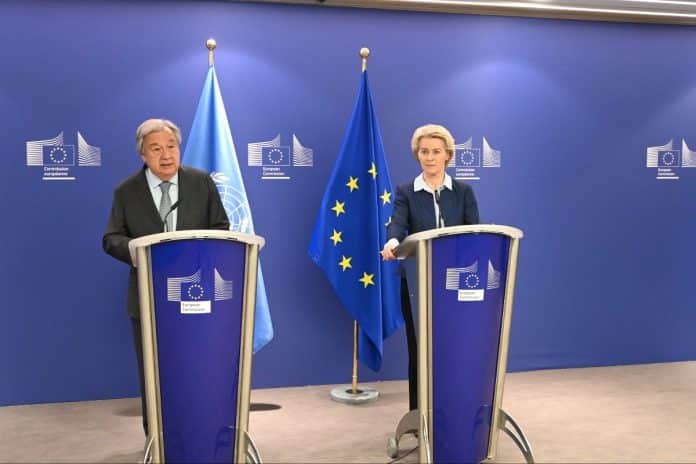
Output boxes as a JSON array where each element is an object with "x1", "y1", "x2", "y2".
[
  {"x1": 183, "y1": 39, "x2": 273, "y2": 353},
  {"x1": 308, "y1": 48, "x2": 403, "y2": 403}
]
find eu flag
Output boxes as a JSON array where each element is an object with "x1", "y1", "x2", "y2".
[
  {"x1": 308, "y1": 71, "x2": 403, "y2": 371},
  {"x1": 183, "y1": 66, "x2": 273, "y2": 353}
]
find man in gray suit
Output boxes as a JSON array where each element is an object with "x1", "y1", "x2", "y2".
[{"x1": 103, "y1": 118, "x2": 229, "y2": 436}]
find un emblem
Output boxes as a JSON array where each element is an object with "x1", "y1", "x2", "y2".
[{"x1": 210, "y1": 172, "x2": 252, "y2": 234}]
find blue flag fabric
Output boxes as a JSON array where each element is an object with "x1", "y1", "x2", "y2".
[
  {"x1": 183, "y1": 66, "x2": 273, "y2": 353},
  {"x1": 308, "y1": 71, "x2": 403, "y2": 371}
]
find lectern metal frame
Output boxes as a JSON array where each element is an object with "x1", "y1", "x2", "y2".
[
  {"x1": 394, "y1": 224, "x2": 531, "y2": 463},
  {"x1": 129, "y1": 230, "x2": 264, "y2": 464}
]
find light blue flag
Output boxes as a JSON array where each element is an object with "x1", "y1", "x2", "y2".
[
  {"x1": 308, "y1": 71, "x2": 403, "y2": 371},
  {"x1": 183, "y1": 66, "x2": 273, "y2": 353}
]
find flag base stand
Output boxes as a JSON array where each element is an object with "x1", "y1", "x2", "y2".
[
  {"x1": 330, "y1": 385, "x2": 379, "y2": 405},
  {"x1": 331, "y1": 321, "x2": 379, "y2": 405}
]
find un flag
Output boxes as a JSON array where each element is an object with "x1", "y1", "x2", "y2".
[{"x1": 183, "y1": 65, "x2": 274, "y2": 353}]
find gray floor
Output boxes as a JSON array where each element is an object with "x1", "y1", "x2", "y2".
[{"x1": 1, "y1": 361, "x2": 695, "y2": 463}]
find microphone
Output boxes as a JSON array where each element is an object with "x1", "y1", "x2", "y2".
[
  {"x1": 162, "y1": 199, "x2": 181, "y2": 233},
  {"x1": 433, "y1": 189, "x2": 444, "y2": 228}
]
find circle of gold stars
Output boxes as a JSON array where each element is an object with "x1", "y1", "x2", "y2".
[
  {"x1": 187, "y1": 284, "x2": 204, "y2": 300},
  {"x1": 662, "y1": 152, "x2": 675, "y2": 166},
  {"x1": 460, "y1": 150, "x2": 475, "y2": 166},
  {"x1": 464, "y1": 273, "x2": 480, "y2": 289},
  {"x1": 266, "y1": 148, "x2": 285, "y2": 164},
  {"x1": 49, "y1": 147, "x2": 68, "y2": 164},
  {"x1": 325, "y1": 161, "x2": 395, "y2": 292}
]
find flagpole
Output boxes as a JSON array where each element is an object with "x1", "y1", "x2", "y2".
[
  {"x1": 330, "y1": 47, "x2": 379, "y2": 405},
  {"x1": 207, "y1": 38, "x2": 216, "y2": 66},
  {"x1": 352, "y1": 321, "x2": 359, "y2": 393},
  {"x1": 360, "y1": 46, "x2": 369, "y2": 72},
  {"x1": 350, "y1": 47, "x2": 369, "y2": 395},
  {"x1": 349, "y1": 48, "x2": 370, "y2": 396}
]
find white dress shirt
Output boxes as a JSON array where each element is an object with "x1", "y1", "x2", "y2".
[{"x1": 145, "y1": 169, "x2": 179, "y2": 231}]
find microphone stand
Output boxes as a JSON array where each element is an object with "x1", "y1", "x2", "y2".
[
  {"x1": 434, "y1": 189, "x2": 444, "y2": 228},
  {"x1": 162, "y1": 199, "x2": 181, "y2": 233}
]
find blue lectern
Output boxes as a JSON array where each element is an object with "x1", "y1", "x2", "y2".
[
  {"x1": 387, "y1": 225, "x2": 534, "y2": 463},
  {"x1": 128, "y1": 230, "x2": 264, "y2": 464}
]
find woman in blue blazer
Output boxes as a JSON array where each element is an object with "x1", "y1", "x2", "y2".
[{"x1": 381, "y1": 124, "x2": 479, "y2": 411}]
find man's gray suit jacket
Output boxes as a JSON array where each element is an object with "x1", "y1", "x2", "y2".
[{"x1": 103, "y1": 165, "x2": 230, "y2": 318}]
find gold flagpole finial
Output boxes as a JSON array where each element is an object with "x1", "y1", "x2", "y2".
[
  {"x1": 206, "y1": 38, "x2": 217, "y2": 66},
  {"x1": 360, "y1": 47, "x2": 370, "y2": 72}
]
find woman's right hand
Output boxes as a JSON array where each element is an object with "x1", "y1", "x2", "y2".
[{"x1": 381, "y1": 244, "x2": 396, "y2": 261}]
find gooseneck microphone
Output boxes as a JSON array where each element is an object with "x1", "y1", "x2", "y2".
[
  {"x1": 433, "y1": 189, "x2": 445, "y2": 228},
  {"x1": 162, "y1": 199, "x2": 181, "y2": 233}
]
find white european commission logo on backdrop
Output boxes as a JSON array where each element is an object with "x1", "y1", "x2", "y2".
[
  {"x1": 167, "y1": 268, "x2": 234, "y2": 314},
  {"x1": 26, "y1": 131, "x2": 101, "y2": 181},
  {"x1": 247, "y1": 134, "x2": 314, "y2": 180},
  {"x1": 448, "y1": 136, "x2": 501, "y2": 180},
  {"x1": 646, "y1": 139, "x2": 696, "y2": 180},
  {"x1": 445, "y1": 260, "x2": 501, "y2": 302}
]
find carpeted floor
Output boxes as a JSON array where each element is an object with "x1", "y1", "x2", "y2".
[{"x1": 1, "y1": 361, "x2": 695, "y2": 463}]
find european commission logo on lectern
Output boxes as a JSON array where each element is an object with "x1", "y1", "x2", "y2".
[
  {"x1": 26, "y1": 131, "x2": 101, "y2": 181},
  {"x1": 646, "y1": 139, "x2": 696, "y2": 180},
  {"x1": 448, "y1": 136, "x2": 502, "y2": 181},
  {"x1": 247, "y1": 133, "x2": 314, "y2": 180},
  {"x1": 167, "y1": 268, "x2": 234, "y2": 314},
  {"x1": 445, "y1": 260, "x2": 501, "y2": 302}
]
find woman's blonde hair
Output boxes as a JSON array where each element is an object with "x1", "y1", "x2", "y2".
[{"x1": 410, "y1": 124, "x2": 455, "y2": 162}]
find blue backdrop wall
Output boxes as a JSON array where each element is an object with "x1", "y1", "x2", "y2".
[{"x1": 1, "y1": 0, "x2": 695, "y2": 406}]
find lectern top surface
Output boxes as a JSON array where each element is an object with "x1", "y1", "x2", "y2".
[
  {"x1": 395, "y1": 224, "x2": 523, "y2": 259},
  {"x1": 128, "y1": 230, "x2": 265, "y2": 266}
]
